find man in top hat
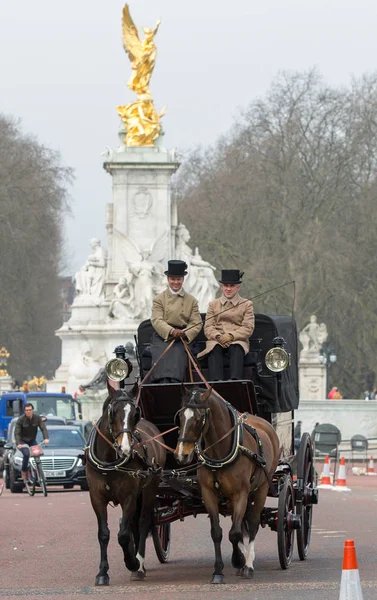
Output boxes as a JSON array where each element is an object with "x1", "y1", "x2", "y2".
[
  {"x1": 198, "y1": 269, "x2": 254, "y2": 380},
  {"x1": 150, "y1": 260, "x2": 202, "y2": 383}
]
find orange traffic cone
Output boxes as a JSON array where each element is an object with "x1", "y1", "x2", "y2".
[
  {"x1": 339, "y1": 539, "x2": 364, "y2": 599},
  {"x1": 334, "y1": 457, "x2": 351, "y2": 492},
  {"x1": 366, "y1": 456, "x2": 377, "y2": 476},
  {"x1": 318, "y1": 455, "x2": 334, "y2": 489}
]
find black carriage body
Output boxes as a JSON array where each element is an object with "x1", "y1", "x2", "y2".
[{"x1": 132, "y1": 314, "x2": 317, "y2": 566}]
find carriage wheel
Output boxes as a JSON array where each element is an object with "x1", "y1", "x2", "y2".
[
  {"x1": 296, "y1": 433, "x2": 314, "y2": 560},
  {"x1": 277, "y1": 475, "x2": 295, "y2": 569},
  {"x1": 152, "y1": 522, "x2": 171, "y2": 563}
]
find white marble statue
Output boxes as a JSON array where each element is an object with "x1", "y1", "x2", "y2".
[
  {"x1": 75, "y1": 238, "x2": 106, "y2": 301},
  {"x1": 175, "y1": 223, "x2": 219, "y2": 311},
  {"x1": 67, "y1": 341, "x2": 107, "y2": 384},
  {"x1": 108, "y1": 270, "x2": 134, "y2": 321},
  {"x1": 115, "y1": 231, "x2": 167, "y2": 320},
  {"x1": 299, "y1": 315, "x2": 328, "y2": 356}
]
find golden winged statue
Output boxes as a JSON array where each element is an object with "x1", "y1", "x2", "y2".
[{"x1": 117, "y1": 4, "x2": 165, "y2": 147}]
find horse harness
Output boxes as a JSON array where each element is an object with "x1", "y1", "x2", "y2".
[
  {"x1": 85, "y1": 400, "x2": 161, "y2": 480},
  {"x1": 177, "y1": 398, "x2": 276, "y2": 496}
]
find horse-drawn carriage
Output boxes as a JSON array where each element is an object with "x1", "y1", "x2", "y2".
[{"x1": 86, "y1": 313, "x2": 318, "y2": 585}]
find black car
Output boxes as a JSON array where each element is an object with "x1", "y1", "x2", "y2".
[{"x1": 3, "y1": 423, "x2": 88, "y2": 493}]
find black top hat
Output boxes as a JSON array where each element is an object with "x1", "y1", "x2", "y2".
[
  {"x1": 164, "y1": 260, "x2": 188, "y2": 277},
  {"x1": 219, "y1": 269, "x2": 244, "y2": 284}
]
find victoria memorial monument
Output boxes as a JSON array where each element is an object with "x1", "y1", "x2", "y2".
[{"x1": 53, "y1": 5, "x2": 218, "y2": 393}]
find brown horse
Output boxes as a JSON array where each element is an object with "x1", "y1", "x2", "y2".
[
  {"x1": 174, "y1": 386, "x2": 279, "y2": 584},
  {"x1": 86, "y1": 383, "x2": 166, "y2": 585}
]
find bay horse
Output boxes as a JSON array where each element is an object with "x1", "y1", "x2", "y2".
[
  {"x1": 86, "y1": 382, "x2": 166, "y2": 585},
  {"x1": 174, "y1": 386, "x2": 279, "y2": 584}
]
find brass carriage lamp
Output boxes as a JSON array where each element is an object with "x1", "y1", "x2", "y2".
[
  {"x1": 265, "y1": 337, "x2": 290, "y2": 373},
  {"x1": 0, "y1": 346, "x2": 10, "y2": 377},
  {"x1": 105, "y1": 345, "x2": 133, "y2": 386}
]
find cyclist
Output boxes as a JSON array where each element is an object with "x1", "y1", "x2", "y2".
[{"x1": 15, "y1": 403, "x2": 49, "y2": 481}]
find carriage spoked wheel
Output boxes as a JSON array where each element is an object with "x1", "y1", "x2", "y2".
[
  {"x1": 277, "y1": 475, "x2": 295, "y2": 569},
  {"x1": 151, "y1": 522, "x2": 171, "y2": 563},
  {"x1": 296, "y1": 432, "x2": 315, "y2": 560}
]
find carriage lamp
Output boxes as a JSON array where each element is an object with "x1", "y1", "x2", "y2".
[
  {"x1": 105, "y1": 346, "x2": 133, "y2": 382},
  {"x1": 265, "y1": 337, "x2": 290, "y2": 373}
]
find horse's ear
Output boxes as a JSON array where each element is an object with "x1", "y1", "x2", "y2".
[
  {"x1": 129, "y1": 381, "x2": 139, "y2": 398},
  {"x1": 180, "y1": 384, "x2": 189, "y2": 396},
  {"x1": 107, "y1": 380, "x2": 118, "y2": 398},
  {"x1": 201, "y1": 387, "x2": 213, "y2": 402}
]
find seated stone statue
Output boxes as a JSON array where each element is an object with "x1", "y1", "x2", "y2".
[
  {"x1": 108, "y1": 273, "x2": 134, "y2": 321},
  {"x1": 175, "y1": 223, "x2": 218, "y2": 311},
  {"x1": 75, "y1": 238, "x2": 106, "y2": 300}
]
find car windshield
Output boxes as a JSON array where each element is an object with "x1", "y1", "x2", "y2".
[
  {"x1": 36, "y1": 428, "x2": 85, "y2": 448},
  {"x1": 30, "y1": 395, "x2": 75, "y2": 419}
]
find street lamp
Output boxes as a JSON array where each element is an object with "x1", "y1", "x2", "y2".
[{"x1": 319, "y1": 341, "x2": 337, "y2": 397}]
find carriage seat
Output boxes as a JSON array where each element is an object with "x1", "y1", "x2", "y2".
[{"x1": 138, "y1": 314, "x2": 260, "y2": 380}]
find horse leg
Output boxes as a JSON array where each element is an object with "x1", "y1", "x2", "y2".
[
  {"x1": 239, "y1": 486, "x2": 267, "y2": 579},
  {"x1": 118, "y1": 493, "x2": 140, "y2": 573},
  {"x1": 90, "y1": 495, "x2": 110, "y2": 586},
  {"x1": 131, "y1": 480, "x2": 159, "y2": 580},
  {"x1": 201, "y1": 485, "x2": 225, "y2": 584},
  {"x1": 228, "y1": 492, "x2": 249, "y2": 572}
]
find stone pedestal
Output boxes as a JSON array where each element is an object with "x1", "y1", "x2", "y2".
[
  {"x1": 52, "y1": 132, "x2": 180, "y2": 394},
  {"x1": 299, "y1": 355, "x2": 326, "y2": 401}
]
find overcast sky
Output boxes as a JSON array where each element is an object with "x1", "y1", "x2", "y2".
[{"x1": 1, "y1": 0, "x2": 377, "y2": 273}]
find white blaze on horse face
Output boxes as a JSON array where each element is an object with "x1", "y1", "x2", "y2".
[
  {"x1": 120, "y1": 404, "x2": 132, "y2": 455},
  {"x1": 177, "y1": 408, "x2": 194, "y2": 459}
]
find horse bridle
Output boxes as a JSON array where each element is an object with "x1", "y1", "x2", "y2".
[
  {"x1": 107, "y1": 398, "x2": 141, "y2": 456},
  {"x1": 175, "y1": 401, "x2": 210, "y2": 445}
]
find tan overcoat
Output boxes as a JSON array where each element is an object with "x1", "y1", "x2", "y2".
[
  {"x1": 151, "y1": 288, "x2": 202, "y2": 343},
  {"x1": 197, "y1": 294, "x2": 254, "y2": 358}
]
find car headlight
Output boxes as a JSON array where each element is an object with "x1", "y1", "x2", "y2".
[
  {"x1": 76, "y1": 457, "x2": 83, "y2": 467},
  {"x1": 265, "y1": 347, "x2": 289, "y2": 372}
]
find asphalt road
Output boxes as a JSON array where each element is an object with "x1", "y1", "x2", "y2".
[{"x1": 1, "y1": 472, "x2": 377, "y2": 600}]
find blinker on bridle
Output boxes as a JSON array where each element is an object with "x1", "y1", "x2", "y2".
[
  {"x1": 175, "y1": 401, "x2": 210, "y2": 445},
  {"x1": 107, "y1": 398, "x2": 140, "y2": 456}
]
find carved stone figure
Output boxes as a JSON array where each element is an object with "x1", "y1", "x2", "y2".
[
  {"x1": 74, "y1": 238, "x2": 106, "y2": 300},
  {"x1": 67, "y1": 341, "x2": 106, "y2": 383},
  {"x1": 114, "y1": 231, "x2": 167, "y2": 320},
  {"x1": 108, "y1": 271, "x2": 134, "y2": 321},
  {"x1": 175, "y1": 223, "x2": 219, "y2": 312},
  {"x1": 299, "y1": 315, "x2": 328, "y2": 356}
]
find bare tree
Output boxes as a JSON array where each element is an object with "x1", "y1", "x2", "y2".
[
  {"x1": 175, "y1": 70, "x2": 377, "y2": 398},
  {"x1": 0, "y1": 115, "x2": 73, "y2": 381}
]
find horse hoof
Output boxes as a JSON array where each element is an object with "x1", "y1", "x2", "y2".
[
  {"x1": 241, "y1": 567, "x2": 254, "y2": 579},
  {"x1": 211, "y1": 574, "x2": 225, "y2": 584},
  {"x1": 130, "y1": 570, "x2": 146, "y2": 581},
  {"x1": 95, "y1": 575, "x2": 109, "y2": 586}
]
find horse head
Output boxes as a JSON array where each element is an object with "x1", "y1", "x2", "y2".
[
  {"x1": 174, "y1": 386, "x2": 212, "y2": 465},
  {"x1": 105, "y1": 382, "x2": 141, "y2": 459}
]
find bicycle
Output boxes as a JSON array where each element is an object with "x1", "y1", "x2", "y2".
[{"x1": 21, "y1": 443, "x2": 48, "y2": 497}]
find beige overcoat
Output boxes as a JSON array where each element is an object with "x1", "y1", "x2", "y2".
[
  {"x1": 151, "y1": 288, "x2": 202, "y2": 343},
  {"x1": 197, "y1": 294, "x2": 254, "y2": 358}
]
